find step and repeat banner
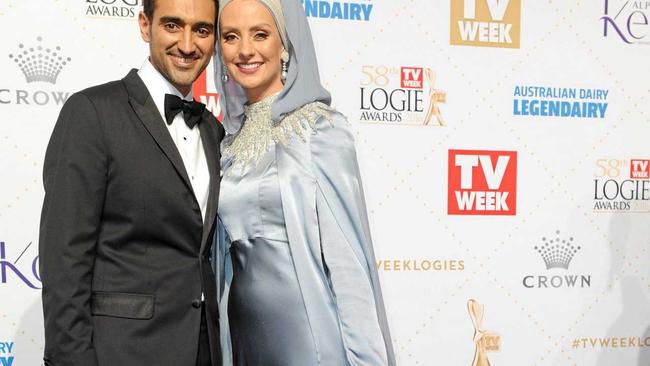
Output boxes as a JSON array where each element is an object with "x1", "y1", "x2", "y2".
[{"x1": 1, "y1": 0, "x2": 649, "y2": 365}]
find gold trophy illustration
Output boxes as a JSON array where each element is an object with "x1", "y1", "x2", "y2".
[
  {"x1": 468, "y1": 299, "x2": 500, "y2": 366},
  {"x1": 423, "y1": 68, "x2": 447, "y2": 126}
]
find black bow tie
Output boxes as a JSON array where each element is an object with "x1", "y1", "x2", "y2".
[{"x1": 164, "y1": 94, "x2": 206, "y2": 129}]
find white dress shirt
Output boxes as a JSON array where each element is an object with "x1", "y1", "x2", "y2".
[{"x1": 138, "y1": 59, "x2": 210, "y2": 223}]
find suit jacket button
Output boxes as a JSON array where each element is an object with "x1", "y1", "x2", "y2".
[{"x1": 192, "y1": 299, "x2": 201, "y2": 308}]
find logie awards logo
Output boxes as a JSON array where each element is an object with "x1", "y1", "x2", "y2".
[
  {"x1": 84, "y1": 0, "x2": 143, "y2": 19},
  {"x1": 450, "y1": 0, "x2": 522, "y2": 48},
  {"x1": 359, "y1": 65, "x2": 446, "y2": 125},
  {"x1": 593, "y1": 158, "x2": 650, "y2": 212}
]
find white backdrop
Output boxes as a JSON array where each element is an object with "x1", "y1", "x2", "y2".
[{"x1": 1, "y1": 0, "x2": 649, "y2": 365}]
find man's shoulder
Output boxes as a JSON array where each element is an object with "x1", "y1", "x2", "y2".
[
  {"x1": 56, "y1": 72, "x2": 141, "y2": 122},
  {"x1": 75, "y1": 78, "x2": 127, "y2": 104},
  {"x1": 59, "y1": 74, "x2": 135, "y2": 116}
]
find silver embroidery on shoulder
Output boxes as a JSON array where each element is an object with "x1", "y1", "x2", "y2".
[{"x1": 223, "y1": 94, "x2": 333, "y2": 168}]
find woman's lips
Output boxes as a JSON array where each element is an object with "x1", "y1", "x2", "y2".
[{"x1": 236, "y1": 62, "x2": 262, "y2": 74}]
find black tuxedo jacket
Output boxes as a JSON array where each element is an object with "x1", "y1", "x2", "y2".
[{"x1": 39, "y1": 70, "x2": 224, "y2": 366}]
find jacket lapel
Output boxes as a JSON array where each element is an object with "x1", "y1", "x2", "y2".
[
  {"x1": 122, "y1": 69, "x2": 195, "y2": 197},
  {"x1": 198, "y1": 113, "x2": 221, "y2": 249},
  {"x1": 123, "y1": 69, "x2": 221, "y2": 249}
]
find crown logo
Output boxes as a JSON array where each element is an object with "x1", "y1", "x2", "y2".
[
  {"x1": 8, "y1": 37, "x2": 71, "y2": 84},
  {"x1": 534, "y1": 230, "x2": 581, "y2": 270}
]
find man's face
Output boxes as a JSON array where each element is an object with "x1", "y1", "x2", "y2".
[{"x1": 139, "y1": 0, "x2": 216, "y2": 96}]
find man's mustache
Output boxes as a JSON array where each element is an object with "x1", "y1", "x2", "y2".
[{"x1": 167, "y1": 51, "x2": 201, "y2": 60}]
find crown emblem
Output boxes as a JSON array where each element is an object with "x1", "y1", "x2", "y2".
[
  {"x1": 9, "y1": 37, "x2": 71, "y2": 84},
  {"x1": 534, "y1": 230, "x2": 581, "y2": 270}
]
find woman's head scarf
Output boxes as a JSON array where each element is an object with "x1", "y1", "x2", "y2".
[{"x1": 214, "y1": 0, "x2": 331, "y2": 134}]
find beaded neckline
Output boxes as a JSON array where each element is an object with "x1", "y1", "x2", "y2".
[{"x1": 223, "y1": 94, "x2": 332, "y2": 168}]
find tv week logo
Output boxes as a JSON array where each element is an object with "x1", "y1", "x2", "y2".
[
  {"x1": 448, "y1": 150, "x2": 517, "y2": 215},
  {"x1": 631, "y1": 159, "x2": 650, "y2": 179},
  {"x1": 401, "y1": 67, "x2": 423, "y2": 89},
  {"x1": 450, "y1": 0, "x2": 521, "y2": 48},
  {"x1": 192, "y1": 60, "x2": 223, "y2": 121}
]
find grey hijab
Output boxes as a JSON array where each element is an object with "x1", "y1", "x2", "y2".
[{"x1": 214, "y1": 0, "x2": 331, "y2": 135}]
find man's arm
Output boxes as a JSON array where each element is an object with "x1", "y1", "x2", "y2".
[{"x1": 39, "y1": 92, "x2": 107, "y2": 366}]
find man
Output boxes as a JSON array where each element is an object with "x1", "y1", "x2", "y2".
[{"x1": 39, "y1": 0, "x2": 222, "y2": 365}]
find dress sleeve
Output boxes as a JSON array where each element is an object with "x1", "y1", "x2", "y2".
[{"x1": 309, "y1": 112, "x2": 397, "y2": 366}]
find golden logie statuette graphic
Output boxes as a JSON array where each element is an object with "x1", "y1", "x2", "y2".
[
  {"x1": 468, "y1": 299, "x2": 500, "y2": 366},
  {"x1": 423, "y1": 68, "x2": 447, "y2": 126}
]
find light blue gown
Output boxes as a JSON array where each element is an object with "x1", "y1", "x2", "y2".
[{"x1": 216, "y1": 104, "x2": 394, "y2": 366}]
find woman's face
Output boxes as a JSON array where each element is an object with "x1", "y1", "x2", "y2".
[{"x1": 220, "y1": 0, "x2": 285, "y2": 103}]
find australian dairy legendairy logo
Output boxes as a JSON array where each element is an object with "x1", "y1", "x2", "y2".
[
  {"x1": 0, "y1": 342, "x2": 14, "y2": 366},
  {"x1": 302, "y1": 0, "x2": 373, "y2": 21},
  {"x1": 513, "y1": 85, "x2": 609, "y2": 119}
]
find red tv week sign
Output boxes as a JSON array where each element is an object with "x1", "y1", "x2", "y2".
[
  {"x1": 448, "y1": 149, "x2": 517, "y2": 215},
  {"x1": 192, "y1": 63, "x2": 223, "y2": 121},
  {"x1": 630, "y1": 159, "x2": 650, "y2": 179},
  {"x1": 400, "y1": 67, "x2": 423, "y2": 89}
]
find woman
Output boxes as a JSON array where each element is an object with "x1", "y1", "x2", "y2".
[{"x1": 213, "y1": 0, "x2": 396, "y2": 365}]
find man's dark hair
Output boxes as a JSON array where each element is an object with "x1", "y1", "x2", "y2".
[{"x1": 143, "y1": 0, "x2": 219, "y2": 20}]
